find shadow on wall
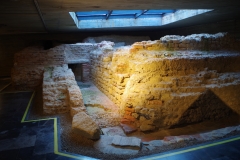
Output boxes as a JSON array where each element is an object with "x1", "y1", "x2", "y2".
[
  {"x1": 43, "y1": 40, "x2": 53, "y2": 50},
  {"x1": 68, "y1": 63, "x2": 90, "y2": 82},
  {"x1": 171, "y1": 89, "x2": 237, "y2": 128}
]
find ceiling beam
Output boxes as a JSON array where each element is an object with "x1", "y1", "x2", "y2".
[
  {"x1": 135, "y1": 10, "x2": 148, "y2": 19},
  {"x1": 33, "y1": 0, "x2": 48, "y2": 32},
  {"x1": 106, "y1": 10, "x2": 113, "y2": 20}
]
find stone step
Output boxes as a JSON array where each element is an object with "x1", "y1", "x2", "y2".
[
  {"x1": 101, "y1": 126, "x2": 126, "y2": 136},
  {"x1": 120, "y1": 122, "x2": 138, "y2": 134},
  {"x1": 72, "y1": 112, "x2": 101, "y2": 140},
  {"x1": 94, "y1": 135, "x2": 139, "y2": 155},
  {"x1": 111, "y1": 135, "x2": 141, "y2": 148}
]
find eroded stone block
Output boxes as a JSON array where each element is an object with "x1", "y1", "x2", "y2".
[
  {"x1": 111, "y1": 135, "x2": 141, "y2": 148},
  {"x1": 72, "y1": 112, "x2": 101, "y2": 140}
]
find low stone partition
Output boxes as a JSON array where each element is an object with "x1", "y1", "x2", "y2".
[
  {"x1": 90, "y1": 33, "x2": 240, "y2": 131},
  {"x1": 43, "y1": 65, "x2": 100, "y2": 139},
  {"x1": 43, "y1": 65, "x2": 79, "y2": 114}
]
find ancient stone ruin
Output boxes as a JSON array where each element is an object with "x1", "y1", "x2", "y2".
[
  {"x1": 11, "y1": 33, "x2": 240, "y2": 143},
  {"x1": 91, "y1": 33, "x2": 240, "y2": 132}
]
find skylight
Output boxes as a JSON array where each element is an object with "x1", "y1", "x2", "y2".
[
  {"x1": 69, "y1": 9, "x2": 212, "y2": 29},
  {"x1": 75, "y1": 10, "x2": 175, "y2": 20}
]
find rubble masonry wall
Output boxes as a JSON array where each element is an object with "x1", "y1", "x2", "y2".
[
  {"x1": 11, "y1": 43, "x2": 96, "y2": 90},
  {"x1": 90, "y1": 33, "x2": 240, "y2": 131}
]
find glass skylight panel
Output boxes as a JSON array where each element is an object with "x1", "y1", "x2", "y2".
[
  {"x1": 75, "y1": 9, "x2": 176, "y2": 20},
  {"x1": 76, "y1": 11, "x2": 108, "y2": 15},
  {"x1": 111, "y1": 10, "x2": 142, "y2": 15},
  {"x1": 70, "y1": 9, "x2": 213, "y2": 29}
]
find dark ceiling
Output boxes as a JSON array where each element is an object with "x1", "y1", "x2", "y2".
[{"x1": 0, "y1": 0, "x2": 240, "y2": 34}]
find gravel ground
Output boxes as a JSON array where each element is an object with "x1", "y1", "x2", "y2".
[{"x1": 28, "y1": 87, "x2": 240, "y2": 160}]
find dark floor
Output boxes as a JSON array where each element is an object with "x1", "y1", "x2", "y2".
[
  {"x1": 135, "y1": 135, "x2": 240, "y2": 160},
  {"x1": 0, "y1": 78, "x2": 11, "y2": 92},
  {"x1": 0, "y1": 78, "x2": 240, "y2": 160},
  {"x1": 0, "y1": 79, "x2": 88, "y2": 160},
  {"x1": 0, "y1": 92, "x2": 56, "y2": 159}
]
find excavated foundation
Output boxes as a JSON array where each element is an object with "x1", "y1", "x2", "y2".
[
  {"x1": 90, "y1": 34, "x2": 240, "y2": 131},
  {"x1": 10, "y1": 33, "x2": 240, "y2": 158}
]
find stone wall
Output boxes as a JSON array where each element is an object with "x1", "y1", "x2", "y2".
[
  {"x1": 129, "y1": 33, "x2": 240, "y2": 52},
  {"x1": 11, "y1": 43, "x2": 96, "y2": 90},
  {"x1": 65, "y1": 43, "x2": 97, "y2": 63},
  {"x1": 11, "y1": 33, "x2": 240, "y2": 132},
  {"x1": 42, "y1": 65, "x2": 86, "y2": 114},
  {"x1": 90, "y1": 41, "x2": 122, "y2": 105},
  {"x1": 65, "y1": 43, "x2": 97, "y2": 82},
  {"x1": 83, "y1": 35, "x2": 150, "y2": 46},
  {"x1": 12, "y1": 45, "x2": 65, "y2": 90},
  {"x1": 90, "y1": 33, "x2": 240, "y2": 131},
  {"x1": 43, "y1": 65, "x2": 100, "y2": 139}
]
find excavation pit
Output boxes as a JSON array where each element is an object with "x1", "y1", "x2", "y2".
[{"x1": 10, "y1": 33, "x2": 240, "y2": 159}]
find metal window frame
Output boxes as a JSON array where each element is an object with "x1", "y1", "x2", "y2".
[{"x1": 75, "y1": 9, "x2": 176, "y2": 20}]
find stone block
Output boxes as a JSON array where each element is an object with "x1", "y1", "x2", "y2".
[
  {"x1": 72, "y1": 112, "x2": 101, "y2": 140},
  {"x1": 112, "y1": 135, "x2": 141, "y2": 148},
  {"x1": 68, "y1": 85, "x2": 84, "y2": 107},
  {"x1": 139, "y1": 124, "x2": 155, "y2": 132},
  {"x1": 94, "y1": 135, "x2": 139, "y2": 155},
  {"x1": 120, "y1": 122, "x2": 138, "y2": 134},
  {"x1": 101, "y1": 126, "x2": 126, "y2": 136},
  {"x1": 70, "y1": 107, "x2": 85, "y2": 117}
]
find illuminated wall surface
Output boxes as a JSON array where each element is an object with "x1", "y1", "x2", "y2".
[
  {"x1": 90, "y1": 33, "x2": 240, "y2": 131},
  {"x1": 11, "y1": 33, "x2": 240, "y2": 133}
]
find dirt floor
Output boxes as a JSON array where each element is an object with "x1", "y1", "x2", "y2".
[{"x1": 26, "y1": 82, "x2": 240, "y2": 160}]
